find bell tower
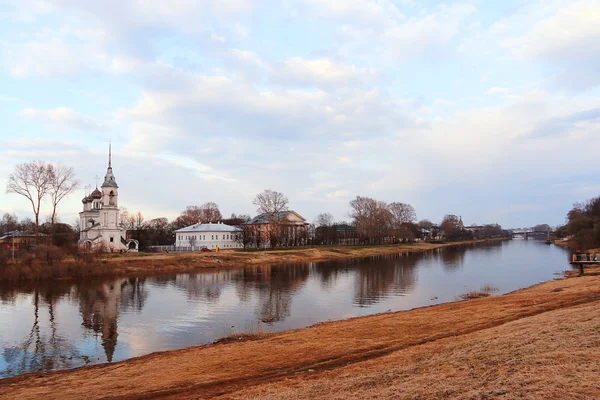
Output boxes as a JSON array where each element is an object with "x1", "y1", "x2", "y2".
[{"x1": 100, "y1": 142, "x2": 120, "y2": 230}]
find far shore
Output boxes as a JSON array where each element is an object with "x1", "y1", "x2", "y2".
[
  {"x1": 1, "y1": 263, "x2": 597, "y2": 399},
  {"x1": 1, "y1": 238, "x2": 508, "y2": 282}
]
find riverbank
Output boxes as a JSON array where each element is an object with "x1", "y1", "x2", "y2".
[
  {"x1": 0, "y1": 239, "x2": 503, "y2": 282},
  {"x1": 1, "y1": 266, "x2": 598, "y2": 399}
]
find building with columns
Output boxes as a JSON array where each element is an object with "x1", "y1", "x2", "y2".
[
  {"x1": 245, "y1": 210, "x2": 309, "y2": 248},
  {"x1": 78, "y1": 145, "x2": 138, "y2": 252}
]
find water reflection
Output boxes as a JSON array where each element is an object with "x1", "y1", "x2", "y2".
[
  {"x1": 76, "y1": 278, "x2": 147, "y2": 362},
  {"x1": 0, "y1": 240, "x2": 569, "y2": 378}
]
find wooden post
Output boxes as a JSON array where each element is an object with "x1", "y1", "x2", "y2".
[{"x1": 579, "y1": 263, "x2": 584, "y2": 276}]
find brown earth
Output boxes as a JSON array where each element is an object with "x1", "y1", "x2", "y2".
[{"x1": 1, "y1": 266, "x2": 598, "y2": 400}]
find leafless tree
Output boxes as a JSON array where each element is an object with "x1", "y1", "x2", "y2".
[
  {"x1": 48, "y1": 164, "x2": 79, "y2": 225},
  {"x1": 418, "y1": 219, "x2": 434, "y2": 230},
  {"x1": 6, "y1": 161, "x2": 53, "y2": 234},
  {"x1": 172, "y1": 203, "x2": 223, "y2": 229},
  {"x1": 388, "y1": 202, "x2": 416, "y2": 225},
  {"x1": 388, "y1": 202, "x2": 416, "y2": 241},
  {"x1": 236, "y1": 224, "x2": 255, "y2": 249},
  {"x1": 199, "y1": 202, "x2": 223, "y2": 223},
  {"x1": 253, "y1": 190, "x2": 289, "y2": 248},
  {"x1": 314, "y1": 213, "x2": 335, "y2": 245},
  {"x1": 120, "y1": 207, "x2": 135, "y2": 230},
  {"x1": 349, "y1": 196, "x2": 392, "y2": 244},
  {"x1": 253, "y1": 189, "x2": 289, "y2": 215},
  {"x1": 1, "y1": 213, "x2": 19, "y2": 234},
  {"x1": 315, "y1": 213, "x2": 334, "y2": 228}
]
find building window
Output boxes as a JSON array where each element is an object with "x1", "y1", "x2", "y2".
[
  {"x1": 223, "y1": 235, "x2": 225, "y2": 239},
  {"x1": 110, "y1": 237, "x2": 114, "y2": 243}
]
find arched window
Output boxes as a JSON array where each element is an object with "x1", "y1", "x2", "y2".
[{"x1": 109, "y1": 191, "x2": 115, "y2": 206}]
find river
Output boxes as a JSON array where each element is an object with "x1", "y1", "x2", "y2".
[{"x1": 0, "y1": 240, "x2": 571, "y2": 378}]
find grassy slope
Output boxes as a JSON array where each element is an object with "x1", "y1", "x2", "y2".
[{"x1": 1, "y1": 268, "x2": 598, "y2": 400}]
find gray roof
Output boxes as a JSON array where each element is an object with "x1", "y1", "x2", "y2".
[
  {"x1": 175, "y1": 222, "x2": 241, "y2": 233},
  {"x1": 247, "y1": 210, "x2": 306, "y2": 224},
  {"x1": 0, "y1": 231, "x2": 49, "y2": 240}
]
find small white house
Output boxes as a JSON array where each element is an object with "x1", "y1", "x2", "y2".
[{"x1": 174, "y1": 222, "x2": 242, "y2": 250}]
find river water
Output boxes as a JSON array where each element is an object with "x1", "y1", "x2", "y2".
[{"x1": 0, "y1": 240, "x2": 571, "y2": 378}]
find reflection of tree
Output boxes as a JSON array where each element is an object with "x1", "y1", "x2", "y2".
[
  {"x1": 439, "y1": 246, "x2": 467, "y2": 271},
  {"x1": 2, "y1": 284, "x2": 80, "y2": 377},
  {"x1": 148, "y1": 272, "x2": 236, "y2": 303},
  {"x1": 352, "y1": 254, "x2": 419, "y2": 307},
  {"x1": 232, "y1": 265, "x2": 310, "y2": 323}
]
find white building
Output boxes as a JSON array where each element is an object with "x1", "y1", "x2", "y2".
[
  {"x1": 78, "y1": 144, "x2": 138, "y2": 252},
  {"x1": 175, "y1": 222, "x2": 242, "y2": 250}
]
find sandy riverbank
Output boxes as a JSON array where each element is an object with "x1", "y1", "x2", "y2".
[{"x1": 1, "y1": 264, "x2": 598, "y2": 400}]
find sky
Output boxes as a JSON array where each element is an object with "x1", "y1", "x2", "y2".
[{"x1": 0, "y1": 0, "x2": 599, "y2": 229}]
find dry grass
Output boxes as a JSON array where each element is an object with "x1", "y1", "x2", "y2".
[
  {"x1": 1, "y1": 273, "x2": 598, "y2": 400},
  {"x1": 457, "y1": 284, "x2": 499, "y2": 300}
]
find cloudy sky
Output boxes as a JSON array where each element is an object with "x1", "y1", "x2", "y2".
[{"x1": 1, "y1": 0, "x2": 599, "y2": 229}]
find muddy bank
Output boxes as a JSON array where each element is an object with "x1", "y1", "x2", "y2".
[{"x1": 1, "y1": 267, "x2": 598, "y2": 400}]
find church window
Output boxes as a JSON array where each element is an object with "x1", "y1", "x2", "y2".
[
  {"x1": 212, "y1": 235, "x2": 214, "y2": 240},
  {"x1": 110, "y1": 237, "x2": 114, "y2": 243},
  {"x1": 223, "y1": 235, "x2": 225, "y2": 240},
  {"x1": 109, "y1": 191, "x2": 115, "y2": 206}
]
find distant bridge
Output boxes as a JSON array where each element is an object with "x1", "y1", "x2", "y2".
[{"x1": 510, "y1": 229, "x2": 550, "y2": 239}]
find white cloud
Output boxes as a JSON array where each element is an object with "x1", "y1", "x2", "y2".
[
  {"x1": 487, "y1": 87, "x2": 511, "y2": 95},
  {"x1": 18, "y1": 107, "x2": 109, "y2": 131},
  {"x1": 1, "y1": 35, "x2": 138, "y2": 77},
  {"x1": 271, "y1": 57, "x2": 380, "y2": 88},
  {"x1": 303, "y1": 1, "x2": 475, "y2": 61},
  {"x1": 501, "y1": 1, "x2": 600, "y2": 62}
]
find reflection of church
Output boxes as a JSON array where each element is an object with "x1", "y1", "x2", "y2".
[
  {"x1": 78, "y1": 144, "x2": 138, "y2": 252},
  {"x1": 78, "y1": 278, "x2": 148, "y2": 363}
]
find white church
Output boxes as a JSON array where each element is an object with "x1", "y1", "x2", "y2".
[{"x1": 78, "y1": 145, "x2": 139, "y2": 252}]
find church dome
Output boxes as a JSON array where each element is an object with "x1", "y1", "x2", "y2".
[
  {"x1": 82, "y1": 195, "x2": 92, "y2": 203},
  {"x1": 91, "y1": 188, "x2": 102, "y2": 199}
]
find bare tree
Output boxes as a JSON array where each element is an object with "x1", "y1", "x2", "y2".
[
  {"x1": 48, "y1": 164, "x2": 80, "y2": 225},
  {"x1": 388, "y1": 202, "x2": 416, "y2": 241},
  {"x1": 0, "y1": 213, "x2": 19, "y2": 234},
  {"x1": 253, "y1": 189, "x2": 289, "y2": 215},
  {"x1": 172, "y1": 203, "x2": 223, "y2": 229},
  {"x1": 6, "y1": 161, "x2": 53, "y2": 234},
  {"x1": 314, "y1": 213, "x2": 335, "y2": 245},
  {"x1": 315, "y1": 213, "x2": 334, "y2": 228},
  {"x1": 131, "y1": 212, "x2": 145, "y2": 243},
  {"x1": 120, "y1": 207, "x2": 135, "y2": 230},
  {"x1": 349, "y1": 196, "x2": 392, "y2": 244},
  {"x1": 253, "y1": 190, "x2": 289, "y2": 248},
  {"x1": 418, "y1": 219, "x2": 434, "y2": 230},
  {"x1": 199, "y1": 202, "x2": 223, "y2": 223},
  {"x1": 388, "y1": 202, "x2": 416, "y2": 225}
]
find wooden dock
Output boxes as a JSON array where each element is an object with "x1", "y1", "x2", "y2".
[{"x1": 570, "y1": 253, "x2": 600, "y2": 275}]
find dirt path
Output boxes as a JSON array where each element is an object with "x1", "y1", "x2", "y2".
[{"x1": 1, "y1": 271, "x2": 598, "y2": 400}]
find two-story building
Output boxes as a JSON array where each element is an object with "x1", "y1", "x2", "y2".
[{"x1": 174, "y1": 222, "x2": 242, "y2": 250}]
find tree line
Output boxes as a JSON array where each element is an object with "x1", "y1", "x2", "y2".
[
  {"x1": 3, "y1": 160, "x2": 509, "y2": 251},
  {"x1": 554, "y1": 195, "x2": 600, "y2": 250}
]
